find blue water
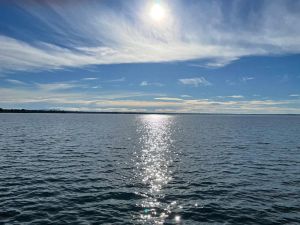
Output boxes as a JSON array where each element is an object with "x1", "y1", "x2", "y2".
[{"x1": 0, "y1": 114, "x2": 299, "y2": 224}]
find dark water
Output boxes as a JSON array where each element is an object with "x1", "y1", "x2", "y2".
[{"x1": 0, "y1": 114, "x2": 300, "y2": 225}]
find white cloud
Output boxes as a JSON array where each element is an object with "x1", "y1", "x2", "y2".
[
  {"x1": 5, "y1": 79, "x2": 27, "y2": 85},
  {"x1": 227, "y1": 95, "x2": 244, "y2": 99},
  {"x1": 217, "y1": 95, "x2": 244, "y2": 99},
  {"x1": 106, "y1": 77, "x2": 126, "y2": 82},
  {"x1": 82, "y1": 77, "x2": 98, "y2": 81},
  {"x1": 0, "y1": 87, "x2": 299, "y2": 113},
  {"x1": 0, "y1": 0, "x2": 299, "y2": 71},
  {"x1": 242, "y1": 77, "x2": 255, "y2": 82},
  {"x1": 181, "y1": 95, "x2": 192, "y2": 98},
  {"x1": 140, "y1": 81, "x2": 148, "y2": 86},
  {"x1": 289, "y1": 94, "x2": 300, "y2": 97},
  {"x1": 140, "y1": 81, "x2": 164, "y2": 87},
  {"x1": 179, "y1": 77, "x2": 211, "y2": 87},
  {"x1": 154, "y1": 97, "x2": 183, "y2": 101},
  {"x1": 82, "y1": 77, "x2": 125, "y2": 83},
  {"x1": 35, "y1": 82, "x2": 82, "y2": 91},
  {"x1": 0, "y1": 87, "x2": 163, "y2": 104}
]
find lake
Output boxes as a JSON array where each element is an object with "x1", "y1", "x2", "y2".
[{"x1": 0, "y1": 114, "x2": 299, "y2": 224}]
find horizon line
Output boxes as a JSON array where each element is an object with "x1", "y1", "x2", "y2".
[{"x1": 0, "y1": 108, "x2": 299, "y2": 116}]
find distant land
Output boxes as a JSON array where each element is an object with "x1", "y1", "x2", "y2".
[
  {"x1": 0, "y1": 108, "x2": 189, "y2": 115},
  {"x1": 0, "y1": 108, "x2": 154, "y2": 115},
  {"x1": 0, "y1": 108, "x2": 299, "y2": 115}
]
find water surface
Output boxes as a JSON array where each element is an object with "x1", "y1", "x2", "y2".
[{"x1": 0, "y1": 114, "x2": 299, "y2": 224}]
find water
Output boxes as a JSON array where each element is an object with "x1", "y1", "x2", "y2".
[{"x1": 0, "y1": 114, "x2": 299, "y2": 224}]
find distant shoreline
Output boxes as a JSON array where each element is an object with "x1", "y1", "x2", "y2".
[{"x1": 0, "y1": 108, "x2": 299, "y2": 115}]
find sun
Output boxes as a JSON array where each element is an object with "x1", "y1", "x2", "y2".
[{"x1": 149, "y1": 3, "x2": 165, "y2": 22}]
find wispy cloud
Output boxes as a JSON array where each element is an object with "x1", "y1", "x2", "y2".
[
  {"x1": 179, "y1": 77, "x2": 211, "y2": 87},
  {"x1": 140, "y1": 81, "x2": 148, "y2": 86},
  {"x1": 106, "y1": 77, "x2": 126, "y2": 82},
  {"x1": 242, "y1": 77, "x2": 255, "y2": 82},
  {"x1": 35, "y1": 82, "x2": 82, "y2": 91},
  {"x1": 82, "y1": 77, "x2": 125, "y2": 83},
  {"x1": 229, "y1": 95, "x2": 244, "y2": 99},
  {"x1": 1, "y1": 0, "x2": 300, "y2": 71},
  {"x1": 1, "y1": 87, "x2": 299, "y2": 114},
  {"x1": 154, "y1": 97, "x2": 183, "y2": 101},
  {"x1": 188, "y1": 58, "x2": 237, "y2": 69},
  {"x1": 140, "y1": 81, "x2": 164, "y2": 87},
  {"x1": 5, "y1": 79, "x2": 27, "y2": 85},
  {"x1": 0, "y1": 87, "x2": 163, "y2": 104},
  {"x1": 181, "y1": 95, "x2": 192, "y2": 98},
  {"x1": 217, "y1": 95, "x2": 244, "y2": 99},
  {"x1": 289, "y1": 94, "x2": 300, "y2": 97},
  {"x1": 82, "y1": 77, "x2": 98, "y2": 81}
]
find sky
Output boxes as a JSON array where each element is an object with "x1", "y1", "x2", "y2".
[{"x1": 0, "y1": 0, "x2": 300, "y2": 113}]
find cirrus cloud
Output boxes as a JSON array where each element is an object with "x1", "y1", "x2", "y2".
[
  {"x1": 179, "y1": 77, "x2": 211, "y2": 87},
  {"x1": 0, "y1": 0, "x2": 300, "y2": 72}
]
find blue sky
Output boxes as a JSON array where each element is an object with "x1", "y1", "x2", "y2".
[{"x1": 0, "y1": 0, "x2": 300, "y2": 113}]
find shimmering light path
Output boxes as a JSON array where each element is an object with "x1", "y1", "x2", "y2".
[{"x1": 134, "y1": 115, "x2": 180, "y2": 224}]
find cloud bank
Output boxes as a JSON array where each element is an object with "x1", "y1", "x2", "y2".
[{"x1": 1, "y1": 86, "x2": 299, "y2": 114}]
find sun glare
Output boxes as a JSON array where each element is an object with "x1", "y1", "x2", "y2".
[{"x1": 149, "y1": 3, "x2": 165, "y2": 22}]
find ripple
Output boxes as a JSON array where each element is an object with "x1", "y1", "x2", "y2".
[{"x1": 0, "y1": 114, "x2": 300, "y2": 224}]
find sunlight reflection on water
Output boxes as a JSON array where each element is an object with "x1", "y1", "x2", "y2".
[{"x1": 134, "y1": 114, "x2": 179, "y2": 224}]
